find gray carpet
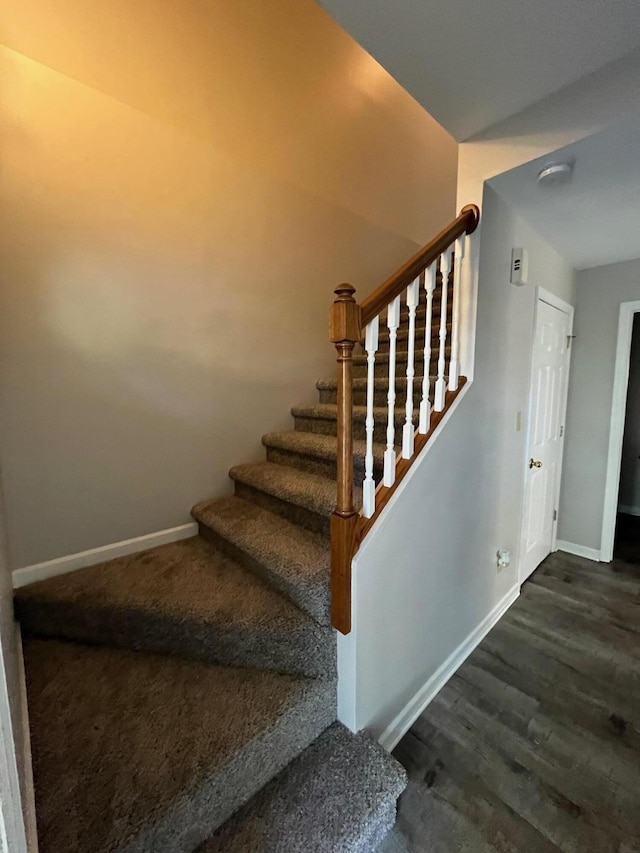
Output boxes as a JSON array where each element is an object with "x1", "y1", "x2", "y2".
[
  {"x1": 291, "y1": 402, "x2": 413, "y2": 441},
  {"x1": 24, "y1": 638, "x2": 335, "y2": 853},
  {"x1": 192, "y1": 495, "x2": 331, "y2": 623},
  {"x1": 316, "y1": 376, "x2": 437, "y2": 407},
  {"x1": 352, "y1": 348, "x2": 445, "y2": 375},
  {"x1": 15, "y1": 537, "x2": 335, "y2": 678},
  {"x1": 262, "y1": 430, "x2": 385, "y2": 480},
  {"x1": 199, "y1": 723, "x2": 406, "y2": 853},
  {"x1": 229, "y1": 460, "x2": 359, "y2": 535},
  {"x1": 15, "y1": 292, "x2": 450, "y2": 851}
]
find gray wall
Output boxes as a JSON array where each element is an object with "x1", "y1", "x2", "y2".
[
  {"x1": 618, "y1": 314, "x2": 640, "y2": 512},
  {"x1": 341, "y1": 184, "x2": 576, "y2": 737},
  {"x1": 558, "y1": 257, "x2": 640, "y2": 550}
]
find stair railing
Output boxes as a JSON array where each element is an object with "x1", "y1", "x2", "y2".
[{"x1": 329, "y1": 205, "x2": 480, "y2": 633}]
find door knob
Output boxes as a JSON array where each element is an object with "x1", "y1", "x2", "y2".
[{"x1": 529, "y1": 458, "x2": 542, "y2": 469}]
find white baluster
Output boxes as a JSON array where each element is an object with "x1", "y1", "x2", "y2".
[
  {"x1": 383, "y1": 296, "x2": 401, "y2": 486},
  {"x1": 402, "y1": 278, "x2": 420, "y2": 459},
  {"x1": 419, "y1": 263, "x2": 436, "y2": 433},
  {"x1": 362, "y1": 316, "x2": 379, "y2": 518},
  {"x1": 434, "y1": 249, "x2": 452, "y2": 412},
  {"x1": 448, "y1": 237, "x2": 465, "y2": 391}
]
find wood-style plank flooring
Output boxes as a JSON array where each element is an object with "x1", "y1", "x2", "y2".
[{"x1": 378, "y1": 549, "x2": 640, "y2": 852}]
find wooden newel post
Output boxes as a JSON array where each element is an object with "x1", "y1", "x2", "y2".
[{"x1": 329, "y1": 284, "x2": 361, "y2": 635}]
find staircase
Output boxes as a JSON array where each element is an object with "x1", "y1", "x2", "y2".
[
  {"x1": 15, "y1": 208, "x2": 479, "y2": 852},
  {"x1": 12, "y1": 318, "x2": 445, "y2": 852}
]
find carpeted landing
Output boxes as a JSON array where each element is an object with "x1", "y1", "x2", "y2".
[{"x1": 14, "y1": 299, "x2": 452, "y2": 851}]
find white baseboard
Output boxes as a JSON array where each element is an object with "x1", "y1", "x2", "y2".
[
  {"x1": 16, "y1": 627, "x2": 38, "y2": 853},
  {"x1": 12, "y1": 523, "x2": 198, "y2": 589},
  {"x1": 617, "y1": 504, "x2": 640, "y2": 517},
  {"x1": 377, "y1": 583, "x2": 520, "y2": 752},
  {"x1": 556, "y1": 540, "x2": 601, "y2": 562}
]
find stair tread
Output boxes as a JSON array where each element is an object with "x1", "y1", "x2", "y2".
[
  {"x1": 293, "y1": 402, "x2": 411, "y2": 423},
  {"x1": 262, "y1": 430, "x2": 386, "y2": 464},
  {"x1": 374, "y1": 323, "x2": 428, "y2": 339},
  {"x1": 317, "y1": 376, "x2": 436, "y2": 390},
  {"x1": 230, "y1": 460, "x2": 350, "y2": 519},
  {"x1": 15, "y1": 537, "x2": 333, "y2": 678},
  {"x1": 353, "y1": 352, "x2": 442, "y2": 364},
  {"x1": 200, "y1": 722, "x2": 407, "y2": 852},
  {"x1": 373, "y1": 315, "x2": 449, "y2": 332},
  {"x1": 24, "y1": 637, "x2": 335, "y2": 853},
  {"x1": 192, "y1": 496, "x2": 331, "y2": 624}
]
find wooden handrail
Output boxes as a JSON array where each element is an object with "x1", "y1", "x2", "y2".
[
  {"x1": 329, "y1": 205, "x2": 480, "y2": 634},
  {"x1": 360, "y1": 205, "x2": 479, "y2": 327}
]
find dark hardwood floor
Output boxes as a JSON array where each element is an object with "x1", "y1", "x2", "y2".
[{"x1": 378, "y1": 550, "x2": 640, "y2": 852}]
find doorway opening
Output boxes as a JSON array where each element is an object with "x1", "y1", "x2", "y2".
[
  {"x1": 615, "y1": 313, "x2": 640, "y2": 562},
  {"x1": 601, "y1": 300, "x2": 640, "y2": 562}
]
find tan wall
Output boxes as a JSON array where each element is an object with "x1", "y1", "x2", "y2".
[{"x1": 0, "y1": 0, "x2": 457, "y2": 568}]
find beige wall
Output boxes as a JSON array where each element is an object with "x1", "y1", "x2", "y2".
[{"x1": 0, "y1": 0, "x2": 457, "y2": 568}]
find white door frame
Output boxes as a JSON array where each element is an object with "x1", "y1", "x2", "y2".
[
  {"x1": 519, "y1": 286, "x2": 574, "y2": 585},
  {"x1": 0, "y1": 652, "x2": 28, "y2": 853},
  {"x1": 600, "y1": 300, "x2": 640, "y2": 562},
  {"x1": 0, "y1": 477, "x2": 29, "y2": 853}
]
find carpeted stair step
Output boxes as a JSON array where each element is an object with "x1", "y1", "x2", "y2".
[
  {"x1": 199, "y1": 722, "x2": 407, "y2": 853},
  {"x1": 373, "y1": 321, "x2": 452, "y2": 353},
  {"x1": 376, "y1": 297, "x2": 450, "y2": 325},
  {"x1": 229, "y1": 461, "x2": 355, "y2": 535},
  {"x1": 15, "y1": 536, "x2": 334, "y2": 679},
  {"x1": 372, "y1": 321, "x2": 427, "y2": 352},
  {"x1": 24, "y1": 637, "x2": 336, "y2": 853},
  {"x1": 293, "y1": 402, "x2": 416, "y2": 441},
  {"x1": 262, "y1": 430, "x2": 385, "y2": 480},
  {"x1": 367, "y1": 315, "x2": 450, "y2": 341},
  {"x1": 397, "y1": 299, "x2": 444, "y2": 318},
  {"x1": 316, "y1": 376, "x2": 436, "y2": 407},
  {"x1": 192, "y1": 496, "x2": 331, "y2": 624},
  {"x1": 352, "y1": 347, "x2": 450, "y2": 378}
]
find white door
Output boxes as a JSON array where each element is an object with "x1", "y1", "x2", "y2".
[{"x1": 520, "y1": 292, "x2": 573, "y2": 582}]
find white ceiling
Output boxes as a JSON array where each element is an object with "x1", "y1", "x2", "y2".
[
  {"x1": 318, "y1": 0, "x2": 640, "y2": 140},
  {"x1": 489, "y1": 110, "x2": 640, "y2": 270}
]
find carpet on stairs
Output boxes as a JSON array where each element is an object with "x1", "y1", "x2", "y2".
[{"x1": 14, "y1": 276, "x2": 450, "y2": 851}]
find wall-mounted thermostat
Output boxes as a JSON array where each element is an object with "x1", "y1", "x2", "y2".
[{"x1": 510, "y1": 248, "x2": 528, "y2": 286}]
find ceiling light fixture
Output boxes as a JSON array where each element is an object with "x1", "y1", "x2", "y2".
[{"x1": 537, "y1": 161, "x2": 574, "y2": 187}]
